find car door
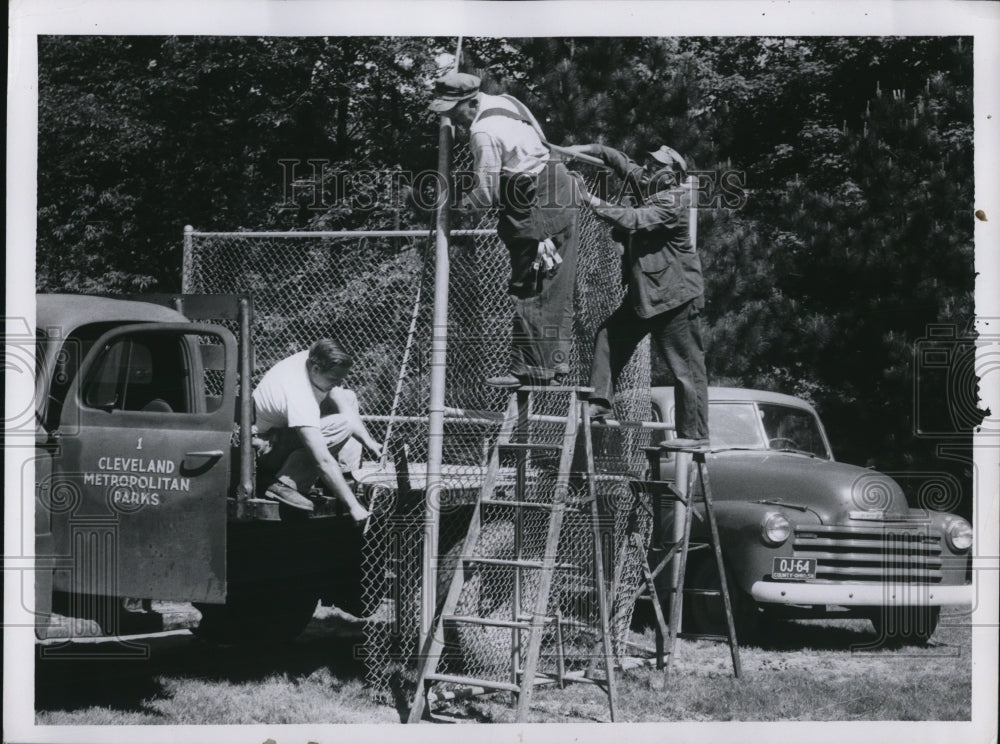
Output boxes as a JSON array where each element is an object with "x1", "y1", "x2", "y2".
[{"x1": 54, "y1": 322, "x2": 236, "y2": 603}]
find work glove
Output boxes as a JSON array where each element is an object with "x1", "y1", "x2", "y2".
[{"x1": 532, "y1": 237, "x2": 563, "y2": 276}]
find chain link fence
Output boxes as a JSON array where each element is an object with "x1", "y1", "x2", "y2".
[{"x1": 183, "y1": 147, "x2": 654, "y2": 702}]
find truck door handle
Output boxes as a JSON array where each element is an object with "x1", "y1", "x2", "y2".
[{"x1": 185, "y1": 450, "x2": 224, "y2": 458}]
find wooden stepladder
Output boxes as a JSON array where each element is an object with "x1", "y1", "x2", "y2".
[
  {"x1": 629, "y1": 443, "x2": 742, "y2": 677},
  {"x1": 407, "y1": 385, "x2": 617, "y2": 723}
]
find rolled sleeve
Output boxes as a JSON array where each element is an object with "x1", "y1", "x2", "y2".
[
  {"x1": 592, "y1": 192, "x2": 681, "y2": 232},
  {"x1": 463, "y1": 131, "x2": 502, "y2": 208}
]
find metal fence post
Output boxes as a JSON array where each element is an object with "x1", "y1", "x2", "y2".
[
  {"x1": 182, "y1": 224, "x2": 194, "y2": 293},
  {"x1": 421, "y1": 114, "x2": 453, "y2": 649}
]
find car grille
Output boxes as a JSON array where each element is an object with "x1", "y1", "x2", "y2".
[{"x1": 791, "y1": 524, "x2": 943, "y2": 583}]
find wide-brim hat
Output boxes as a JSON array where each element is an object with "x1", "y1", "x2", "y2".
[
  {"x1": 647, "y1": 145, "x2": 688, "y2": 173},
  {"x1": 428, "y1": 71, "x2": 481, "y2": 113}
]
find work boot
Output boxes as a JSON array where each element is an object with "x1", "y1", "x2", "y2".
[
  {"x1": 589, "y1": 402, "x2": 614, "y2": 421},
  {"x1": 263, "y1": 481, "x2": 315, "y2": 512}
]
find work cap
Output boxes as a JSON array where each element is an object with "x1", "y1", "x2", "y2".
[
  {"x1": 648, "y1": 145, "x2": 688, "y2": 173},
  {"x1": 428, "y1": 72, "x2": 481, "y2": 113}
]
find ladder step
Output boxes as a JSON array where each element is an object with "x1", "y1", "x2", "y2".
[
  {"x1": 683, "y1": 588, "x2": 722, "y2": 596},
  {"x1": 425, "y1": 673, "x2": 521, "y2": 693},
  {"x1": 464, "y1": 557, "x2": 580, "y2": 570},
  {"x1": 498, "y1": 442, "x2": 563, "y2": 453}
]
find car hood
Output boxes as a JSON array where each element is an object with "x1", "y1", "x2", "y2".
[{"x1": 703, "y1": 450, "x2": 911, "y2": 523}]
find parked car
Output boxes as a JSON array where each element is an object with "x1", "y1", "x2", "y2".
[{"x1": 648, "y1": 387, "x2": 973, "y2": 644}]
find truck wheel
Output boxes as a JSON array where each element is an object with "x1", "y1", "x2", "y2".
[
  {"x1": 685, "y1": 558, "x2": 762, "y2": 644},
  {"x1": 869, "y1": 606, "x2": 940, "y2": 645},
  {"x1": 192, "y1": 589, "x2": 319, "y2": 646}
]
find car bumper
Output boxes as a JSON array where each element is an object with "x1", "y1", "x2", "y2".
[{"x1": 750, "y1": 581, "x2": 973, "y2": 607}]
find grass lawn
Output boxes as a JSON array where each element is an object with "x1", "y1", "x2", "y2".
[{"x1": 34, "y1": 604, "x2": 972, "y2": 725}]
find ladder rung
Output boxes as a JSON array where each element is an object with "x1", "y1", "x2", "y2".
[
  {"x1": 443, "y1": 614, "x2": 533, "y2": 630},
  {"x1": 464, "y1": 557, "x2": 580, "y2": 570},
  {"x1": 516, "y1": 385, "x2": 595, "y2": 394},
  {"x1": 677, "y1": 632, "x2": 729, "y2": 641},
  {"x1": 425, "y1": 673, "x2": 521, "y2": 693},
  {"x1": 498, "y1": 442, "x2": 563, "y2": 452},
  {"x1": 683, "y1": 588, "x2": 722, "y2": 596},
  {"x1": 631, "y1": 480, "x2": 686, "y2": 502},
  {"x1": 482, "y1": 498, "x2": 590, "y2": 512}
]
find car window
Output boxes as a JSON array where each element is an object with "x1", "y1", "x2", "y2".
[
  {"x1": 707, "y1": 402, "x2": 766, "y2": 448},
  {"x1": 758, "y1": 403, "x2": 830, "y2": 458}
]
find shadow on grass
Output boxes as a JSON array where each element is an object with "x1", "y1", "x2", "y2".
[
  {"x1": 752, "y1": 619, "x2": 879, "y2": 651},
  {"x1": 35, "y1": 615, "x2": 370, "y2": 716}
]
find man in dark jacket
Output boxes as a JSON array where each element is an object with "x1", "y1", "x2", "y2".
[{"x1": 569, "y1": 143, "x2": 709, "y2": 447}]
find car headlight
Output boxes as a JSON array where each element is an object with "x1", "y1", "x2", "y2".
[
  {"x1": 761, "y1": 513, "x2": 791, "y2": 546},
  {"x1": 946, "y1": 518, "x2": 973, "y2": 551}
]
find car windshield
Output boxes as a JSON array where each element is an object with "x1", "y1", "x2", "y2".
[
  {"x1": 707, "y1": 403, "x2": 766, "y2": 448},
  {"x1": 758, "y1": 403, "x2": 830, "y2": 458},
  {"x1": 708, "y1": 401, "x2": 831, "y2": 459}
]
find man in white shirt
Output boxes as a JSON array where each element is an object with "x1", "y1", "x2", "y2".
[
  {"x1": 252, "y1": 339, "x2": 382, "y2": 519},
  {"x1": 429, "y1": 71, "x2": 580, "y2": 387}
]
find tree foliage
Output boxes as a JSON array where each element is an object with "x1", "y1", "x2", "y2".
[{"x1": 36, "y1": 36, "x2": 978, "y2": 511}]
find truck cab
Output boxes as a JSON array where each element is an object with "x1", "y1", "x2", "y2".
[{"x1": 34, "y1": 294, "x2": 362, "y2": 643}]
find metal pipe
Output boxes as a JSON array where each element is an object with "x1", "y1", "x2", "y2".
[
  {"x1": 183, "y1": 229, "x2": 493, "y2": 239},
  {"x1": 238, "y1": 297, "x2": 254, "y2": 500},
  {"x1": 546, "y1": 143, "x2": 608, "y2": 169},
  {"x1": 182, "y1": 225, "x2": 194, "y2": 292},
  {"x1": 420, "y1": 113, "x2": 453, "y2": 649},
  {"x1": 361, "y1": 412, "x2": 673, "y2": 431},
  {"x1": 381, "y1": 240, "x2": 424, "y2": 468}
]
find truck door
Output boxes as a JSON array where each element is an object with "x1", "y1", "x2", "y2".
[{"x1": 56, "y1": 322, "x2": 236, "y2": 603}]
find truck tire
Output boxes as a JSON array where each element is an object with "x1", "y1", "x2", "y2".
[
  {"x1": 869, "y1": 605, "x2": 940, "y2": 645},
  {"x1": 192, "y1": 589, "x2": 319, "y2": 646},
  {"x1": 684, "y1": 558, "x2": 762, "y2": 644}
]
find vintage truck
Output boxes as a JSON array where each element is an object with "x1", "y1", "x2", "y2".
[
  {"x1": 648, "y1": 386, "x2": 974, "y2": 644},
  {"x1": 33, "y1": 293, "x2": 366, "y2": 644}
]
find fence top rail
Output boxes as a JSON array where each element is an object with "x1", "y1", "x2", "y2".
[{"x1": 184, "y1": 228, "x2": 496, "y2": 239}]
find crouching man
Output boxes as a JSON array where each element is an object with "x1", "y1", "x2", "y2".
[{"x1": 252, "y1": 339, "x2": 382, "y2": 521}]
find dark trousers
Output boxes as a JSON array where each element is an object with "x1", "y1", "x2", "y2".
[
  {"x1": 498, "y1": 163, "x2": 580, "y2": 381},
  {"x1": 589, "y1": 298, "x2": 709, "y2": 440},
  {"x1": 507, "y1": 220, "x2": 579, "y2": 380}
]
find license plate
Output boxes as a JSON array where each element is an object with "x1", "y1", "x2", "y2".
[{"x1": 771, "y1": 557, "x2": 817, "y2": 580}]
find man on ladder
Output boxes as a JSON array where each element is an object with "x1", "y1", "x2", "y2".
[
  {"x1": 428, "y1": 71, "x2": 581, "y2": 388},
  {"x1": 568, "y1": 142, "x2": 710, "y2": 450}
]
